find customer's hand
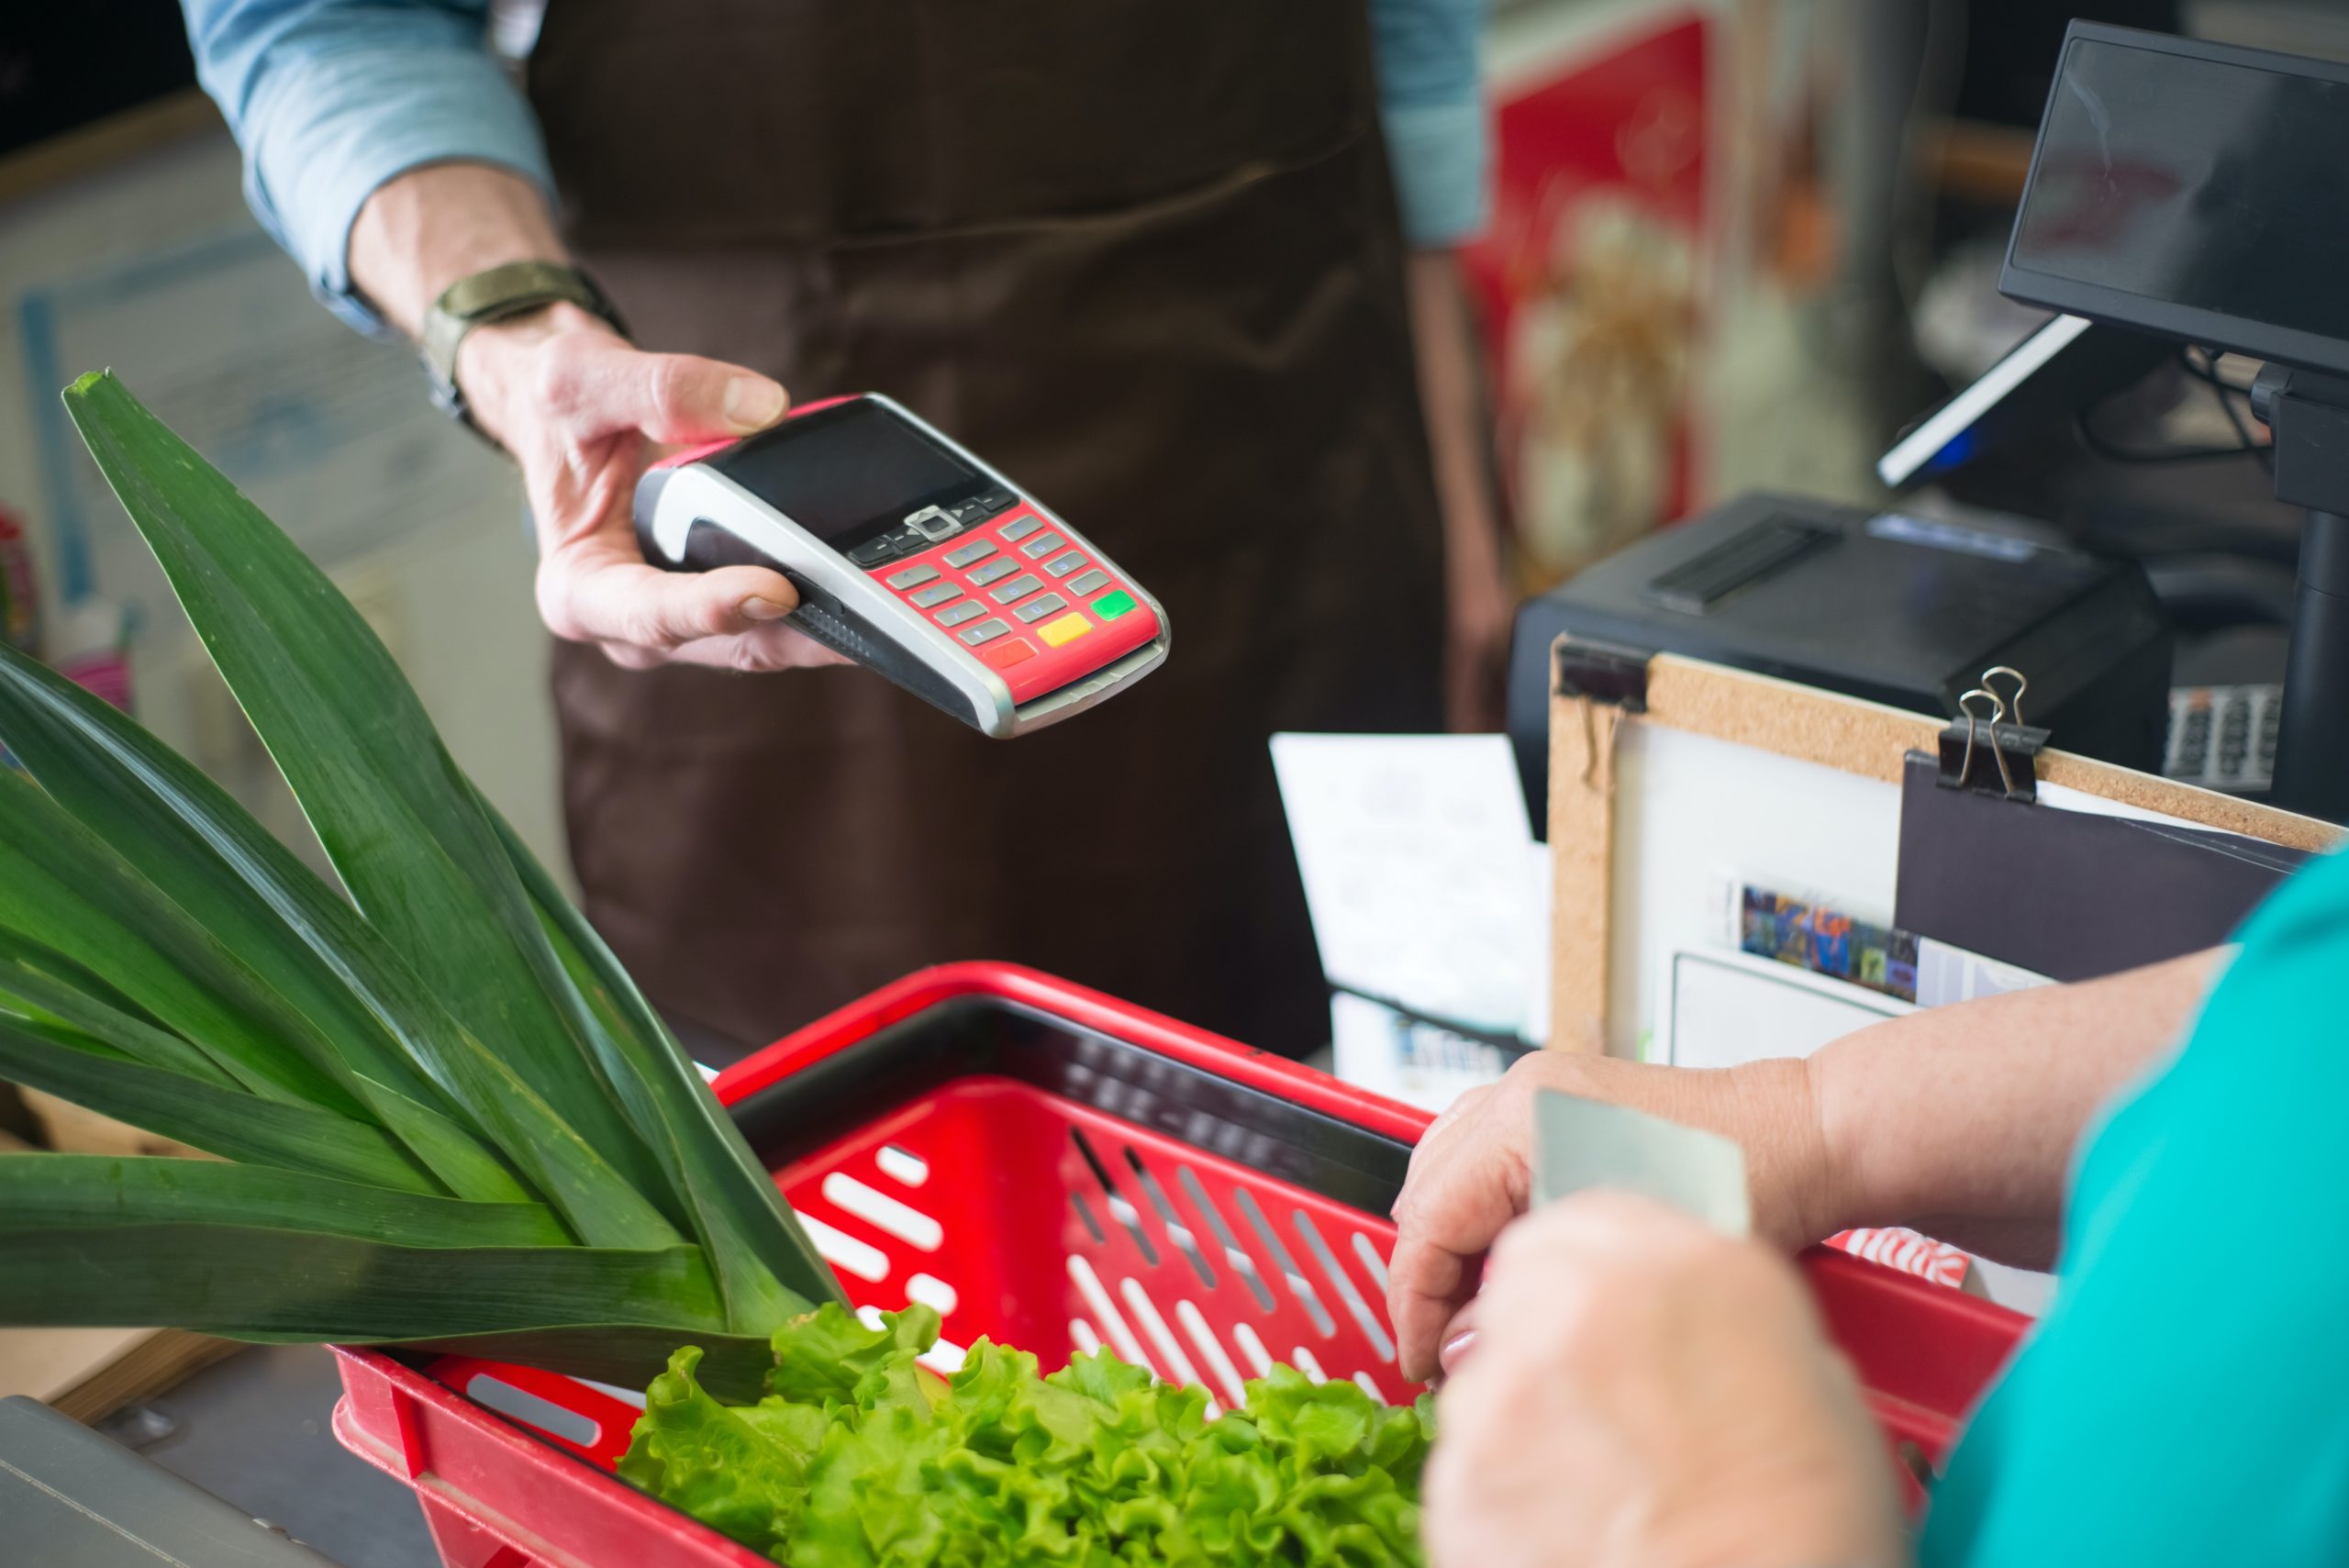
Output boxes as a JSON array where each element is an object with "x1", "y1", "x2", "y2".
[
  {"x1": 460, "y1": 304, "x2": 845, "y2": 673},
  {"x1": 1387, "y1": 1050, "x2": 1836, "y2": 1383},
  {"x1": 1422, "y1": 1193, "x2": 1905, "y2": 1568}
]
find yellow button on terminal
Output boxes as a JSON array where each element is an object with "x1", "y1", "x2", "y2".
[{"x1": 1037, "y1": 611, "x2": 1093, "y2": 648}]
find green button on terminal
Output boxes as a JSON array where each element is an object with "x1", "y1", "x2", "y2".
[{"x1": 1093, "y1": 590, "x2": 1137, "y2": 620}]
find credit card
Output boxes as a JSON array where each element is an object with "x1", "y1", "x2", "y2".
[{"x1": 1531, "y1": 1088, "x2": 1753, "y2": 1238}]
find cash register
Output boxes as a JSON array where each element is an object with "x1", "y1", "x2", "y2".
[{"x1": 1509, "y1": 22, "x2": 2349, "y2": 828}]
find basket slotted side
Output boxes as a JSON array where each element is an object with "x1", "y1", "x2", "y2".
[{"x1": 737, "y1": 987, "x2": 1423, "y2": 1410}]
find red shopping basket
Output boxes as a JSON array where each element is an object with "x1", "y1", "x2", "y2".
[{"x1": 330, "y1": 963, "x2": 2027, "y2": 1568}]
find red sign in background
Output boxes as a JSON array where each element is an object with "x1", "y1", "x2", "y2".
[{"x1": 1461, "y1": 10, "x2": 1713, "y2": 588}]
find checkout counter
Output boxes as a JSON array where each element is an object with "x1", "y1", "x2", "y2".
[{"x1": 17, "y1": 17, "x2": 2349, "y2": 1568}]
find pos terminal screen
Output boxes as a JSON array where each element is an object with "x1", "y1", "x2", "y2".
[
  {"x1": 2009, "y1": 37, "x2": 2349, "y2": 347},
  {"x1": 711, "y1": 401, "x2": 977, "y2": 542}
]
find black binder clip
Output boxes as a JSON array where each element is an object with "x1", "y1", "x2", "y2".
[
  {"x1": 1937, "y1": 665, "x2": 2047, "y2": 803},
  {"x1": 1553, "y1": 637, "x2": 1652, "y2": 713}
]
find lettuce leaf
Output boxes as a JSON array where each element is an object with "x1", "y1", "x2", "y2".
[{"x1": 621, "y1": 1304, "x2": 1433, "y2": 1565}]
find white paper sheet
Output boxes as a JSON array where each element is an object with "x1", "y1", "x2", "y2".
[{"x1": 1271, "y1": 733, "x2": 1545, "y2": 1038}]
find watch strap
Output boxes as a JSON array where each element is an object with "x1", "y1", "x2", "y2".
[{"x1": 421, "y1": 261, "x2": 626, "y2": 431}]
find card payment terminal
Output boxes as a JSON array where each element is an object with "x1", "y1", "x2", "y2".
[{"x1": 635, "y1": 394, "x2": 1168, "y2": 737}]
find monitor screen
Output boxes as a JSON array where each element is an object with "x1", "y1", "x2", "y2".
[
  {"x1": 710, "y1": 400, "x2": 976, "y2": 542},
  {"x1": 2009, "y1": 35, "x2": 2349, "y2": 352}
]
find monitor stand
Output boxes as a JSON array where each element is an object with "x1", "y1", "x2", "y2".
[{"x1": 2252, "y1": 367, "x2": 2349, "y2": 823}]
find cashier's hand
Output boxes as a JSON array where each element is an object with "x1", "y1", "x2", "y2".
[
  {"x1": 1387, "y1": 1050, "x2": 1836, "y2": 1384},
  {"x1": 1423, "y1": 1194, "x2": 1905, "y2": 1568},
  {"x1": 1445, "y1": 550, "x2": 1515, "y2": 732},
  {"x1": 461, "y1": 305, "x2": 845, "y2": 673}
]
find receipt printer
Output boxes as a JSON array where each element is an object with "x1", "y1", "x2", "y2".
[{"x1": 1505, "y1": 494, "x2": 2172, "y2": 829}]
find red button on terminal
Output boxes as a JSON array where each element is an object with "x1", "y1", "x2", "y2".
[{"x1": 981, "y1": 638, "x2": 1037, "y2": 669}]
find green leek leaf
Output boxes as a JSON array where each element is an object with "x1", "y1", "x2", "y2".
[
  {"x1": 0, "y1": 1153, "x2": 564, "y2": 1247},
  {"x1": 0, "y1": 639, "x2": 451, "y2": 1113},
  {"x1": 0, "y1": 372, "x2": 849, "y2": 1390},
  {"x1": 0, "y1": 924, "x2": 527, "y2": 1203},
  {"x1": 61, "y1": 372, "x2": 678, "y2": 1227},
  {"x1": 0, "y1": 1015, "x2": 439, "y2": 1192},
  {"x1": 0, "y1": 644, "x2": 573, "y2": 1206},
  {"x1": 347, "y1": 1073, "x2": 538, "y2": 1205},
  {"x1": 6, "y1": 470, "x2": 674, "y2": 1247},
  {"x1": 0, "y1": 768, "x2": 357, "y2": 1114},
  {"x1": 0, "y1": 1226, "x2": 726, "y2": 1340},
  {"x1": 495, "y1": 798, "x2": 845, "y2": 1321},
  {"x1": 0, "y1": 930, "x2": 239, "y2": 1088}
]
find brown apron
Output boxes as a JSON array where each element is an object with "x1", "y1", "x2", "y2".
[{"x1": 526, "y1": 0, "x2": 1444, "y2": 1056}]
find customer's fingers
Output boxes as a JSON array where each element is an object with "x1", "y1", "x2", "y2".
[{"x1": 1389, "y1": 1085, "x2": 1531, "y2": 1383}]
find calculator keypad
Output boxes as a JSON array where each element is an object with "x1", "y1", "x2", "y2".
[{"x1": 864, "y1": 497, "x2": 1161, "y2": 704}]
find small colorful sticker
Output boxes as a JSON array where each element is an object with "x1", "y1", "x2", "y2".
[{"x1": 1739, "y1": 886, "x2": 1919, "y2": 1002}]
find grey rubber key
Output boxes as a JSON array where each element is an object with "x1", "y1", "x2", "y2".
[
  {"x1": 989, "y1": 573, "x2": 1043, "y2": 605},
  {"x1": 957, "y1": 617, "x2": 1011, "y2": 646}
]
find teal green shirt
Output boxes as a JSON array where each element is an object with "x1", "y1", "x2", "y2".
[{"x1": 1921, "y1": 846, "x2": 2349, "y2": 1566}]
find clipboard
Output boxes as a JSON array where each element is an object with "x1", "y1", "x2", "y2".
[
  {"x1": 1545, "y1": 637, "x2": 2343, "y2": 1056},
  {"x1": 1893, "y1": 753, "x2": 2308, "y2": 983}
]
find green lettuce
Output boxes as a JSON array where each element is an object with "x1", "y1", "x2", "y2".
[{"x1": 620, "y1": 1305, "x2": 1432, "y2": 1565}]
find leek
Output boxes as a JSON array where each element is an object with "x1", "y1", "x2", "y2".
[{"x1": 0, "y1": 373, "x2": 842, "y2": 1396}]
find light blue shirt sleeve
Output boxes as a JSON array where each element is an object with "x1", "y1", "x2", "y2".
[
  {"x1": 184, "y1": 0, "x2": 1487, "y2": 339},
  {"x1": 1369, "y1": 0, "x2": 1493, "y2": 246},
  {"x1": 182, "y1": 0, "x2": 553, "y2": 337}
]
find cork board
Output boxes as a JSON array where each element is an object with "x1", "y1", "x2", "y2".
[{"x1": 1548, "y1": 646, "x2": 2344, "y2": 1054}]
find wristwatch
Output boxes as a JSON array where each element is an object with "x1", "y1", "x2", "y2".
[{"x1": 421, "y1": 261, "x2": 627, "y2": 434}]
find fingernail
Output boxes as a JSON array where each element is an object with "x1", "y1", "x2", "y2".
[
  {"x1": 740, "y1": 595, "x2": 793, "y2": 622},
  {"x1": 1438, "y1": 1328, "x2": 1477, "y2": 1375},
  {"x1": 723, "y1": 376, "x2": 786, "y2": 431}
]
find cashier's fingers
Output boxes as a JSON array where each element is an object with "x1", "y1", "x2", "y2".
[
  {"x1": 647, "y1": 621, "x2": 852, "y2": 673},
  {"x1": 542, "y1": 552, "x2": 799, "y2": 653},
  {"x1": 533, "y1": 332, "x2": 788, "y2": 445}
]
